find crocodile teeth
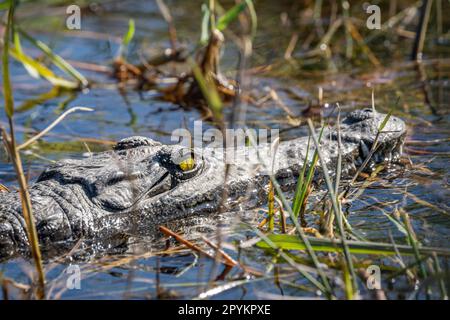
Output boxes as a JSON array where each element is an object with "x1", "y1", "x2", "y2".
[{"x1": 360, "y1": 140, "x2": 370, "y2": 159}]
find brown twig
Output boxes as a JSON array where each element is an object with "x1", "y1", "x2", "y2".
[
  {"x1": 155, "y1": 0, "x2": 178, "y2": 51},
  {"x1": 200, "y1": 236, "x2": 238, "y2": 267},
  {"x1": 412, "y1": 0, "x2": 432, "y2": 61},
  {"x1": 159, "y1": 226, "x2": 228, "y2": 265},
  {"x1": 2, "y1": 126, "x2": 45, "y2": 299}
]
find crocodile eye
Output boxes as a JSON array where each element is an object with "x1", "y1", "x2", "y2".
[
  {"x1": 179, "y1": 157, "x2": 195, "y2": 171},
  {"x1": 175, "y1": 152, "x2": 202, "y2": 180},
  {"x1": 156, "y1": 148, "x2": 202, "y2": 180}
]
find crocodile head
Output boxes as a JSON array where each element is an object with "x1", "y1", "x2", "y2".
[
  {"x1": 36, "y1": 136, "x2": 205, "y2": 212},
  {"x1": 0, "y1": 108, "x2": 407, "y2": 260},
  {"x1": 35, "y1": 108, "x2": 406, "y2": 218}
]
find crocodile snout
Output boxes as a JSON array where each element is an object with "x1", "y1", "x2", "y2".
[{"x1": 345, "y1": 108, "x2": 375, "y2": 123}]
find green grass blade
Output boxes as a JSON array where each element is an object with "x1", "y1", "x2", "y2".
[
  {"x1": 292, "y1": 135, "x2": 311, "y2": 217},
  {"x1": 349, "y1": 109, "x2": 394, "y2": 186},
  {"x1": 246, "y1": 131, "x2": 334, "y2": 297},
  {"x1": 253, "y1": 228, "x2": 329, "y2": 295},
  {"x1": 17, "y1": 27, "x2": 88, "y2": 87},
  {"x1": 401, "y1": 210, "x2": 428, "y2": 278},
  {"x1": 122, "y1": 19, "x2": 135, "y2": 47},
  {"x1": 13, "y1": 29, "x2": 39, "y2": 79},
  {"x1": 378, "y1": 109, "x2": 392, "y2": 131},
  {"x1": 200, "y1": 4, "x2": 211, "y2": 45},
  {"x1": 2, "y1": 2, "x2": 14, "y2": 118},
  {"x1": 188, "y1": 57, "x2": 222, "y2": 122},
  {"x1": 380, "y1": 210, "x2": 408, "y2": 236},
  {"x1": 117, "y1": 19, "x2": 135, "y2": 58},
  {"x1": 0, "y1": 0, "x2": 12, "y2": 10},
  {"x1": 256, "y1": 234, "x2": 450, "y2": 257},
  {"x1": 216, "y1": 1, "x2": 248, "y2": 31},
  {"x1": 9, "y1": 46, "x2": 78, "y2": 88},
  {"x1": 307, "y1": 119, "x2": 357, "y2": 295},
  {"x1": 245, "y1": 0, "x2": 257, "y2": 39},
  {"x1": 267, "y1": 181, "x2": 275, "y2": 231},
  {"x1": 432, "y1": 253, "x2": 448, "y2": 299}
]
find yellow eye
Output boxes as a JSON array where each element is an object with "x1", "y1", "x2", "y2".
[{"x1": 179, "y1": 157, "x2": 195, "y2": 171}]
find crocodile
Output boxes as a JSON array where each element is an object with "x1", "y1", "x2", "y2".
[{"x1": 0, "y1": 108, "x2": 406, "y2": 260}]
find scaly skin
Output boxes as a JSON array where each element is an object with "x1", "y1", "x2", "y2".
[{"x1": 0, "y1": 109, "x2": 406, "y2": 260}]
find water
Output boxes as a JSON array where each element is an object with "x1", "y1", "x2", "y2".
[{"x1": 0, "y1": 0, "x2": 449, "y2": 299}]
